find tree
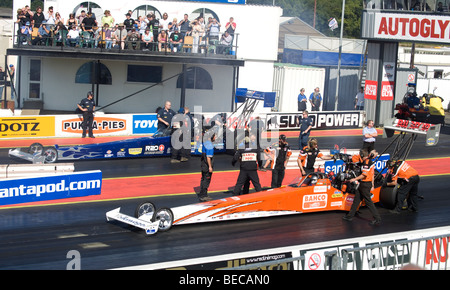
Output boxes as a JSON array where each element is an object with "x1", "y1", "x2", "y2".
[{"x1": 247, "y1": 0, "x2": 363, "y2": 38}]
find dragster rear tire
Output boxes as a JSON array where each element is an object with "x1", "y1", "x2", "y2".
[
  {"x1": 28, "y1": 143, "x2": 44, "y2": 155},
  {"x1": 135, "y1": 201, "x2": 156, "y2": 219},
  {"x1": 379, "y1": 185, "x2": 398, "y2": 209},
  {"x1": 154, "y1": 208, "x2": 173, "y2": 232}
]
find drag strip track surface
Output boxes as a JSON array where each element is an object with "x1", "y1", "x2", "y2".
[{"x1": 0, "y1": 131, "x2": 449, "y2": 269}]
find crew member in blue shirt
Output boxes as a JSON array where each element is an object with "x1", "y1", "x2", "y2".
[
  {"x1": 297, "y1": 110, "x2": 313, "y2": 150},
  {"x1": 309, "y1": 87, "x2": 322, "y2": 111},
  {"x1": 198, "y1": 132, "x2": 216, "y2": 202},
  {"x1": 298, "y1": 88, "x2": 307, "y2": 111}
]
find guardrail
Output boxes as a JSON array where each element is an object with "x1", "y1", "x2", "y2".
[
  {"x1": 223, "y1": 233, "x2": 450, "y2": 270},
  {"x1": 0, "y1": 163, "x2": 74, "y2": 180}
]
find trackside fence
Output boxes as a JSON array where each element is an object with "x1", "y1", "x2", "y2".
[{"x1": 223, "y1": 234, "x2": 450, "y2": 270}]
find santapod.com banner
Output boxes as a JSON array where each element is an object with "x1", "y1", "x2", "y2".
[{"x1": 0, "y1": 170, "x2": 102, "y2": 206}]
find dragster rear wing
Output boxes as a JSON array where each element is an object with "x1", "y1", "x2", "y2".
[{"x1": 382, "y1": 118, "x2": 441, "y2": 146}]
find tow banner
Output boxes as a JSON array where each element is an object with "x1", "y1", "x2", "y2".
[
  {"x1": 0, "y1": 170, "x2": 102, "y2": 206},
  {"x1": 266, "y1": 111, "x2": 364, "y2": 131}
]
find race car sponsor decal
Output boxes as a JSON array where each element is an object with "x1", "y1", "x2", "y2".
[
  {"x1": 144, "y1": 144, "x2": 165, "y2": 155},
  {"x1": 302, "y1": 194, "x2": 327, "y2": 210},
  {"x1": 128, "y1": 148, "x2": 143, "y2": 155},
  {"x1": 313, "y1": 185, "x2": 327, "y2": 193}
]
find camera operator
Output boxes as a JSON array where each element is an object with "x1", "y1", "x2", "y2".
[{"x1": 343, "y1": 149, "x2": 381, "y2": 225}]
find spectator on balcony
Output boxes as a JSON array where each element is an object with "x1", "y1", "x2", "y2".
[
  {"x1": 76, "y1": 10, "x2": 87, "y2": 25},
  {"x1": 82, "y1": 11, "x2": 97, "y2": 35},
  {"x1": 160, "y1": 13, "x2": 170, "y2": 32},
  {"x1": 190, "y1": 19, "x2": 204, "y2": 53},
  {"x1": 137, "y1": 16, "x2": 146, "y2": 36},
  {"x1": 101, "y1": 10, "x2": 115, "y2": 28},
  {"x1": 141, "y1": 28, "x2": 153, "y2": 51},
  {"x1": 20, "y1": 21, "x2": 32, "y2": 45},
  {"x1": 22, "y1": 5, "x2": 33, "y2": 25},
  {"x1": 225, "y1": 17, "x2": 236, "y2": 42},
  {"x1": 208, "y1": 17, "x2": 221, "y2": 44},
  {"x1": 32, "y1": 6, "x2": 45, "y2": 29},
  {"x1": 217, "y1": 31, "x2": 232, "y2": 54},
  {"x1": 103, "y1": 23, "x2": 113, "y2": 49},
  {"x1": 127, "y1": 27, "x2": 141, "y2": 50},
  {"x1": 66, "y1": 13, "x2": 78, "y2": 28},
  {"x1": 179, "y1": 14, "x2": 190, "y2": 37},
  {"x1": 32, "y1": 20, "x2": 50, "y2": 45},
  {"x1": 114, "y1": 23, "x2": 127, "y2": 49},
  {"x1": 158, "y1": 30, "x2": 169, "y2": 52},
  {"x1": 124, "y1": 13, "x2": 135, "y2": 33},
  {"x1": 169, "y1": 27, "x2": 183, "y2": 52},
  {"x1": 55, "y1": 12, "x2": 64, "y2": 26},
  {"x1": 66, "y1": 24, "x2": 80, "y2": 47},
  {"x1": 168, "y1": 18, "x2": 178, "y2": 36},
  {"x1": 45, "y1": 6, "x2": 56, "y2": 30}
]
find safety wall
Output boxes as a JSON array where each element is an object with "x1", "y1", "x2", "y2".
[{"x1": 0, "y1": 111, "x2": 365, "y2": 138}]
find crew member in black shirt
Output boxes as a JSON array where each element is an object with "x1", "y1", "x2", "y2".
[
  {"x1": 271, "y1": 134, "x2": 292, "y2": 188},
  {"x1": 77, "y1": 91, "x2": 95, "y2": 138},
  {"x1": 156, "y1": 101, "x2": 176, "y2": 132},
  {"x1": 231, "y1": 138, "x2": 262, "y2": 195}
]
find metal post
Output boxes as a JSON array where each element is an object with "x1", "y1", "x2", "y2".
[{"x1": 335, "y1": 0, "x2": 346, "y2": 111}]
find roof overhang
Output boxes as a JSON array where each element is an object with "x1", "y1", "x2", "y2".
[{"x1": 7, "y1": 47, "x2": 245, "y2": 67}]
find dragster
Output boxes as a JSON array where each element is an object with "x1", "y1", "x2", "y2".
[{"x1": 106, "y1": 118, "x2": 441, "y2": 235}]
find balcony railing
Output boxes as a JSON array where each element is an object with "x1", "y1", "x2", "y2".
[{"x1": 12, "y1": 22, "x2": 239, "y2": 58}]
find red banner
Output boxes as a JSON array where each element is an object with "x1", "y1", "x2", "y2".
[{"x1": 364, "y1": 80, "x2": 378, "y2": 100}]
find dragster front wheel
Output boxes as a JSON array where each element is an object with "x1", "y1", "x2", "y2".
[
  {"x1": 43, "y1": 147, "x2": 58, "y2": 163},
  {"x1": 28, "y1": 143, "x2": 44, "y2": 155},
  {"x1": 154, "y1": 208, "x2": 173, "y2": 232},
  {"x1": 135, "y1": 201, "x2": 156, "y2": 219}
]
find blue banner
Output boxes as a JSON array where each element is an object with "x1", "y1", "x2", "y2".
[
  {"x1": 133, "y1": 114, "x2": 158, "y2": 134},
  {"x1": 324, "y1": 154, "x2": 390, "y2": 175},
  {"x1": 0, "y1": 171, "x2": 102, "y2": 206}
]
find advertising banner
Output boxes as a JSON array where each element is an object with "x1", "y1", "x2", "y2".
[
  {"x1": 0, "y1": 116, "x2": 55, "y2": 138},
  {"x1": 266, "y1": 111, "x2": 364, "y2": 131},
  {"x1": 324, "y1": 154, "x2": 390, "y2": 174},
  {"x1": 55, "y1": 114, "x2": 133, "y2": 137},
  {"x1": 373, "y1": 12, "x2": 450, "y2": 44},
  {"x1": 132, "y1": 114, "x2": 158, "y2": 135},
  {"x1": 364, "y1": 80, "x2": 378, "y2": 100},
  {"x1": 0, "y1": 170, "x2": 102, "y2": 206}
]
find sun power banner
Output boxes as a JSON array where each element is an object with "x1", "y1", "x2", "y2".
[{"x1": 0, "y1": 170, "x2": 102, "y2": 206}]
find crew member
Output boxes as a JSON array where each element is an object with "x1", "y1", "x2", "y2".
[
  {"x1": 271, "y1": 134, "x2": 292, "y2": 188},
  {"x1": 343, "y1": 149, "x2": 381, "y2": 225},
  {"x1": 77, "y1": 91, "x2": 95, "y2": 138},
  {"x1": 198, "y1": 132, "x2": 216, "y2": 202},
  {"x1": 231, "y1": 138, "x2": 262, "y2": 195},
  {"x1": 297, "y1": 138, "x2": 331, "y2": 176},
  {"x1": 157, "y1": 101, "x2": 176, "y2": 132},
  {"x1": 386, "y1": 160, "x2": 420, "y2": 213},
  {"x1": 297, "y1": 110, "x2": 313, "y2": 150},
  {"x1": 171, "y1": 107, "x2": 193, "y2": 163}
]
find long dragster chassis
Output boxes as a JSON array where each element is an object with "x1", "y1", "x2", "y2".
[
  {"x1": 106, "y1": 171, "x2": 395, "y2": 235},
  {"x1": 106, "y1": 118, "x2": 441, "y2": 236}
]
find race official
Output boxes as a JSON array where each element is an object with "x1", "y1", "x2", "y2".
[
  {"x1": 362, "y1": 120, "x2": 377, "y2": 153},
  {"x1": 271, "y1": 134, "x2": 292, "y2": 188},
  {"x1": 343, "y1": 149, "x2": 381, "y2": 225},
  {"x1": 77, "y1": 91, "x2": 95, "y2": 138},
  {"x1": 386, "y1": 160, "x2": 420, "y2": 213},
  {"x1": 232, "y1": 139, "x2": 262, "y2": 195},
  {"x1": 198, "y1": 133, "x2": 216, "y2": 202},
  {"x1": 297, "y1": 138, "x2": 331, "y2": 176},
  {"x1": 157, "y1": 101, "x2": 176, "y2": 131}
]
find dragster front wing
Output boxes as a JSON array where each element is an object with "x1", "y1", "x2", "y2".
[{"x1": 106, "y1": 208, "x2": 160, "y2": 235}]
